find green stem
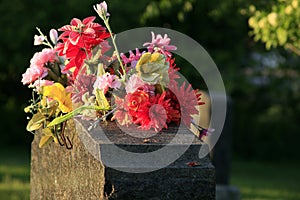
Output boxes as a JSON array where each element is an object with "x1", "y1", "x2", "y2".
[
  {"x1": 102, "y1": 18, "x2": 126, "y2": 80},
  {"x1": 36, "y1": 27, "x2": 54, "y2": 49},
  {"x1": 47, "y1": 105, "x2": 110, "y2": 127}
]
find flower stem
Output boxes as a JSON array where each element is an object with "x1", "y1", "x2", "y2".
[
  {"x1": 36, "y1": 27, "x2": 54, "y2": 49},
  {"x1": 102, "y1": 18, "x2": 126, "y2": 80}
]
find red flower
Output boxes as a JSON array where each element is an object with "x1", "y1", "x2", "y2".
[
  {"x1": 126, "y1": 90, "x2": 151, "y2": 114},
  {"x1": 168, "y1": 82, "x2": 203, "y2": 127},
  {"x1": 56, "y1": 16, "x2": 110, "y2": 79}
]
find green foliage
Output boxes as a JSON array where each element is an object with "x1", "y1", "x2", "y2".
[{"x1": 248, "y1": 0, "x2": 300, "y2": 55}]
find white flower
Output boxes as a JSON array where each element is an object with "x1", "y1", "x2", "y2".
[
  {"x1": 93, "y1": 1, "x2": 110, "y2": 20},
  {"x1": 49, "y1": 29, "x2": 58, "y2": 44},
  {"x1": 34, "y1": 35, "x2": 45, "y2": 46}
]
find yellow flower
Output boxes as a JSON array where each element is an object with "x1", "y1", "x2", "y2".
[
  {"x1": 267, "y1": 12, "x2": 278, "y2": 27},
  {"x1": 285, "y1": 5, "x2": 293, "y2": 15},
  {"x1": 292, "y1": 0, "x2": 298, "y2": 8},
  {"x1": 42, "y1": 83, "x2": 72, "y2": 113},
  {"x1": 135, "y1": 52, "x2": 169, "y2": 86}
]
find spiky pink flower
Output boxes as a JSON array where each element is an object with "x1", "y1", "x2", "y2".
[
  {"x1": 143, "y1": 32, "x2": 177, "y2": 57},
  {"x1": 120, "y1": 48, "x2": 142, "y2": 67}
]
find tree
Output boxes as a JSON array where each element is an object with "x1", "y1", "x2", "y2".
[{"x1": 248, "y1": 0, "x2": 300, "y2": 55}]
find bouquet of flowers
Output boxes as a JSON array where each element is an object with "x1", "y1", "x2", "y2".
[{"x1": 22, "y1": 1, "x2": 208, "y2": 148}]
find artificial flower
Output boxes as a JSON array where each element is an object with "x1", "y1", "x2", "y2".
[
  {"x1": 21, "y1": 65, "x2": 48, "y2": 85},
  {"x1": 34, "y1": 35, "x2": 45, "y2": 46},
  {"x1": 143, "y1": 32, "x2": 177, "y2": 57},
  {"x1": 32, "y1": 80, "x2": 54, "y2": 92},
  {"x1": 125, "y1": 74, "x2": 154, "y2": 94},
  {"x1": 56, "y1": 16, "x2": 110, "y2": 78},
  {"x1": 168, "y1": 82, "x2": 202, "y2": 127},
  {"x1": 71, "y1": 74, "x2": 97, "y2": 103},
  {"x1": 135, "y1": 52, "x2": 169, "y2": 86},
  {"x1": 49, "y1": 29, "x2": 58, "y2": 44},
  {"x1": 120, "y1": 48, "x2": 142, "y2": 67},
  {"x1": 30, "y1": 48, "x2": 58, "y2": 68},
  {"x1": 93, "y1": 73, "x2": 121, "y2": 94},
  {"x1": 93, "y1": 1, "x2": 110, "y2": 20},
  {"x1": 42, "y1": 83, "x2": 72, "y2": 113}
]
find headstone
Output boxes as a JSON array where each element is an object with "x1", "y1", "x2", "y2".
[{"x1": 30, "y1": 119, "x2": 216, "y2": 199}]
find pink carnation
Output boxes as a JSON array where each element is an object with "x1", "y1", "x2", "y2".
[
  {"x1": 93, "y1": 73, "x2": 121, "y2": 94},
  {"x1": 30, "y1": 48, "x2": 58, "y2": 68},
  {"x1": 21, "y1": 65, "x2": 48, "y2": 85}
]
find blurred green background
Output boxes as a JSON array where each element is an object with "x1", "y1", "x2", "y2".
[{"x1": 1, "y1": 0, "x2": 300, "y2": 199}]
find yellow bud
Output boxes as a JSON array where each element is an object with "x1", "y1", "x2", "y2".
[
  {"x1": 249, "y1": 5, "x2": 256, "y2": 13},
  {"x1": 285, "y1": 5, "x2": 293, "y2": 15},
  {"x1": 258, "y1": 18, "x2": 267, "y2": 28},
  {"x1": 248, "y1": 17, "x2": 256, "y2": 27},
  {"x1": 267, "y1": 12, "x2": 278, "y2": 27},
  {"x1": 292, "y1": 0, "x2": 298, "y2": 8},
  {"x1": 24, "y1": 106, "x2": 32, "y2": 113}
]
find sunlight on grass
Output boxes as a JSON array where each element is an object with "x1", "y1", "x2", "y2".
[
  {"x1": 0, "y1": 148, "x2": 30, "y2": 200},
  {"x1": 231, "y1": 160, "x2": 300, "y2": 200}
]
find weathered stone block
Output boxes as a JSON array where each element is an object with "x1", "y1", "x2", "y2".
[{"x1": 31, "y1": 119, "x2": 215, "y2": 199}]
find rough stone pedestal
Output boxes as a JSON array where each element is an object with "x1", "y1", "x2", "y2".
[{"x1": 31, "y1": 120, "x2": 215, "y2": 199}]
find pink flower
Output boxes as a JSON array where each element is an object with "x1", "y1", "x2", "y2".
[
  {"x1": 32, "y1": 80, "x2": 54, "y2": 92},
  {"x1": 126, "y1": 74, "x2": 144, "y2": 93},
  {"x1": 143, "y1": 32, "x2": 177, "y2": 57},
  {"x1": 93, "y1": 73, "x2": 121, "y2": 94},
  {"x1": 168, "y1": 82, "x2": 200, "y2": 127},
  {"x1": 71, "y1": 74, "x2": 97, "y2": 103},
  {"x1": 30, "y1": 48, "x2": 58, "y2": 68},
  {"x1": 120, "y1": 48, "x2": 142, "y2": 67},
  {"x1": 93, "y1": 1, "x2": 110, "y2": 19},
  {"x1": 21, "y1": 65, "x2": 48, "y2": 85},
  {"x1": 112, "y1": 96, "x2": 133, "y2": 126}
]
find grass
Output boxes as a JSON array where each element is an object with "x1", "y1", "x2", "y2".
[
  {"x1": 231, "y1": 159, "x2": 300, "y2": 200},
  {"x1": 0, "y1": 146, "x2": 300, "y2": 200},
  {"x1": 0, "y1": 147, "x2": 30, "y2": 200}
]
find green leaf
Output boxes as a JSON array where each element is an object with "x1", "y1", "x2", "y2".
[
  {"x1": 26, "y1": 112, "x2": 46, "y2": 132},
  {"x1": 39, "y1": 135, "x2": 52, "y2": 148},
  {"x1": 277, "y1": 28, "x2": 288, "y2": 45}
]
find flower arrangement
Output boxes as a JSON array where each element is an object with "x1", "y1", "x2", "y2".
[{"x1": 22, "y1": 1, "x2": 209, "y2": 148}]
